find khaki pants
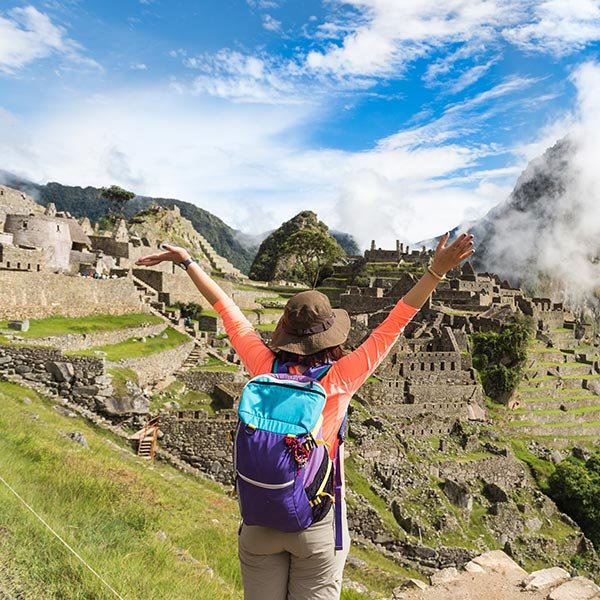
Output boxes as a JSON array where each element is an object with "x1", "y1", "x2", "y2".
[{"x1": 238, "y1": 503, "x2": 350, "y2": 600}]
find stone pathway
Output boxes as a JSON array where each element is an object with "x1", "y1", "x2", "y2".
[{"x1": 396, "y1": 551, "x2": 600, "y2": 600}]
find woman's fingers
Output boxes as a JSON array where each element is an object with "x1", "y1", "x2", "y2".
[{"x1": 436, "y1": 232, "x2": 449, "y2": 253}]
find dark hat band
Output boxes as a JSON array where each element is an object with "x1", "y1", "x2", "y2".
[{"x1": 282, "y1": 314, "x2": 336, "y2": 336}]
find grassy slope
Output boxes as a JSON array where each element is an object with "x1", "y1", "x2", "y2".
[
  {"x1": 0, "y1": 381, "x2": 416, "y2": 599},
  {"x1": 0, "y1": 314, "x2": 163, "y2": 339},
  {"x1": 69, "y1": 327, "x2": 189, "y2": 361},
  {"x1": 0, "y1": 381, "x2": 240, "y2": 600}
]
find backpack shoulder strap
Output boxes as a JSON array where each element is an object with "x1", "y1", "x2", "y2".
[{"x1": 304, "y1": 363, "x2": 332, "y2": 381}]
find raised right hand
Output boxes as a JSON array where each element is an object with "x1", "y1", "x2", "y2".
[{"x1": 134, "y1": 243, "x2": 190, "y2": 267}]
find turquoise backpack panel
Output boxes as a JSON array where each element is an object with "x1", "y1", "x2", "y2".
[{"x1": 238, "y1": 374, "x2": 327, "y2": 436}]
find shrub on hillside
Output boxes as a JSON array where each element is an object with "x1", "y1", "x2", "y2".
[
  {"x1": 471, "y1": 320, "x2": 530, "y2": 401},
  {"x1": 548, "y1": 450, "x2": 600, "y2": 549}
]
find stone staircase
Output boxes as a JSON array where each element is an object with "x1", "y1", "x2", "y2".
[
  {"x1": 131, "y1": 274, "x2": 161, "y2": 308},
  {"x1": 509, "y1": 323, "x2": 600, "y2": 441},
  {"x1": 195, "y1": 232, "x2": 247, "y2": 279},
  {"x1": 175, "y1": 344, "x2": 207, "y2": 374}
]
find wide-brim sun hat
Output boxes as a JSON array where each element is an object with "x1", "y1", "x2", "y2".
[{"x1": 270, "y1": 290, "x2": 351, "y2": 355}]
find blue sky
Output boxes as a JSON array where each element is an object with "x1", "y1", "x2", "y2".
[{"x1": 1, "y1": 1, "x2": 600, "y2": 247}]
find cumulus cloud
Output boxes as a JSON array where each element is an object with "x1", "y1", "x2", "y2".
[
  {"x1": 0, "y1": 5, "x2": 99, "y2": 74},
  {"x1": 0, "y1": 74, "x2": 525, "y2": 251},
  {"x1": 504, "y1": 0, "x2": 600, "y2": 55},
  {"x1": 306, "y1": 1, "x2": 600, "y2": 81},
  {"x1": 182, "y1": 1, "x2": 600, "y2": 105}
]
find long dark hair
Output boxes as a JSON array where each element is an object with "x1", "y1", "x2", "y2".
[{"x1": 274, "y1": 345, "x2": 346, "y2": 368}]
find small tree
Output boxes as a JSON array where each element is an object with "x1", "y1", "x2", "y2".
[
  {"x1": 281, "y1": 227, "x2": 344, "y2": 288},
  {"x1": 100, "y1": 185, "x2": 135, "y2": 220}
]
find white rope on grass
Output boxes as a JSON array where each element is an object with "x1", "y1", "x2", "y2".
[{"x1": 0, "y1": 472, "x2": 126, "y2": 600}]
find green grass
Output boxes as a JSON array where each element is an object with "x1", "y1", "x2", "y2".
[
  {"x1": 108, "y1": 367, "x2": 139, "y2": 398},
  {"x1": 0, "y1": 380, "x2": 416, "y2": 599},
  {"x1": 509, "y1": 439, "x2": 555, "y2": 486},
  {"x1": 192, "y1": 356, "x2": 239, "y2": 373},
  {"x1": 344, "y1": 545, "x2": 425, "y2": 595},
  {"x1": 0, "y1": 313, "x2": 163, "y2": 338},
  {"x1": 254, "y1": 323, "x2": 278, "y2": 332},
  {"x1": 344, "y1": 457, "x2": 403, "y2": 538},
  {"x1": 0, "y1": 381, "x2": 241, "y2": 599},
  {"x1": 150, "y1": 380, "x2": 213, "y2": 413},
  {"x1": 514, "y1": 405, "x2": 600, "y2": 416},
  {"x1": 70, "y1": 327, "x2": 190, "y2": 361}
]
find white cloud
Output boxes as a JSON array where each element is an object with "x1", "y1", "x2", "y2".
[
  {"x1": 504, "y1": 0, "x2": 600, "y2": 55},
  {"x1": 443, "y1": 59, "x2": 499, "y2": 94},
  {"x1": 262, "y1": 14, "x2": 282, "y2": 33},
  {"x1": 180, "y1": 49, "x2": 310, "y2": 104},
  {"x1": 302, "y1": 0, "x2": 600, "y2": 82},
  {"x1": 305, "y1": 1, "x2": 515, "y2": 79},
  {"x1": 0, "y1": 77, "x2": 530, "y2": 249},
  {"x1": 247, "y1": 0, "x2": 280, "y2": 9},
  {"x1": 131, "y1": 63, "x2": 148, "y2": 70},
  {"x1": 479, "y1": 61, "x2": 600, "y2": 310},
  {"x1": 0, "y1": 5, "x2": 99, "y2": 74}
]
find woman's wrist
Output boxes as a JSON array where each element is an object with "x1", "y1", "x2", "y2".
[
  {"x1": 430, "y1": 261, "x2": 448, "y2": 277},
  {"x1": 428, "y1": 264, "x2": 446, "y2": 281}
]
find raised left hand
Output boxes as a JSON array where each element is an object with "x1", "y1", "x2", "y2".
[
  {"x1": 431, "y1": 232, "x2": 474, "y2": 275},
  {"x1": 134, "y1": 244, "x2": 189, "y2": 267}
]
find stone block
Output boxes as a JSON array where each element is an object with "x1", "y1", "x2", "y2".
[
  {"x1": 463, "y1": 561, "x2": 485, "y2": 574},
  {"x1": 396, "y1": 578, "x2": 428, "y2": 591},
  {"x1": 430, "y1": 567, "x2": 460, "y2": 586},
  {"x1": 71, "y1": 385, "x2": 99, "y2": 397},
  {"x1": 8, "y1": 320, "x2": 29, "y2": 332},
  {"x1": 54, "y1": 405, "x2": 77, "y2": 418},
  {"x1": 15, "y1": 364, "x2": 32, "y2": 375},
  {"x1": 547, "y1": 577, "x2": 600, "y2": 600},
  {"x1": 46, "y1": 361, "x2": 75, "y2": 383},
  {"x1": 470, "y1": 550, "x2": 527, "y2": 577},
  {"x1": 66, "y1": 432, "x2": 89, "y2": 449},
  {"x1": 96, "y1": 395, "x2": 149, "y2": 417},
  {"x1": 483, "y1": 481, "x2": 509, "y2": 503},
  {"x1": 521, "y1": 567, "x2": 570, "y2": 591},
  {"x1": 442, "y1": 479, "x2": 473, "y2": 511},
  {"x1": 0, "y1": 356, "x2": 12, "y2": 366}
]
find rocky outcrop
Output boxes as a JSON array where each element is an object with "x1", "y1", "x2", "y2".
[{"x1": 396, "y1": 550, "x2": 600, "y2": 600}]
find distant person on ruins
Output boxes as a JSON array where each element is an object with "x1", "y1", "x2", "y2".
[{"x1": 135, "y1": 232, "x2": 474, "y2": 600}]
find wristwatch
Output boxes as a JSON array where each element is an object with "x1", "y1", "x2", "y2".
[{"x1": 178, "y1": 257, "x2": 196, "y2": 270}]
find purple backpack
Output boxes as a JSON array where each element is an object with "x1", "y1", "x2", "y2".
[{"x1": 234, "y1": 360, "x2": 344, "y2": 544}]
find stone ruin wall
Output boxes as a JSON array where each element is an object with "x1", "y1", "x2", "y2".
[
  {"x1": 0, "y1": 271, "x2": 147, "y2": 320},
  {"x1": 159, "y1": 410, "x2": 237, "y2": 484},
  {"x1": 4, "y1": 214, "x2": 73, "y2": 271},
  {"x1": 0, "y1": 186, "x2": 42, "y2": 228},
  {"x1": 0, "y1": 243, "x2": 45, "y2": 273},
  {"x1": 15, "y1": 322, "x2": 167, "y2": 352},
  {"x1": 179, "y1": 369, "x2": 245, "y2": 393},
  {"x1": 0, "y1": 344, "x2": 110, "y2": 412},
  {"x1": 438, "y1": 455, "x2": 527, "y2": 491},
  {"x1": 120, "y1": 340, "x2": 195, "y2": 387}
]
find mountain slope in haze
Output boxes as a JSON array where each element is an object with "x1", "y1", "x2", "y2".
[
  {"x1": 0, "y1": 171, "x2": 254, "y2": 274},
  {"x1": 421, "y1": 138, "x2": 600, "y2": 314}
]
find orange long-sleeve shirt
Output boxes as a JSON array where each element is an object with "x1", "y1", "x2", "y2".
[{"x1": 214, "y1": 297, "x2": 418, "y2": 457}]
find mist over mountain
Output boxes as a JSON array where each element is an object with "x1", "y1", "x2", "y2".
[{"x1": 475, "y1": 133, "x2": 600, "y2": 316}]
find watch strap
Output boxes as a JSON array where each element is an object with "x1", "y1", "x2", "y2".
[{"x1": 180, "y1": 257, "x2": 195, "y2": 270}]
